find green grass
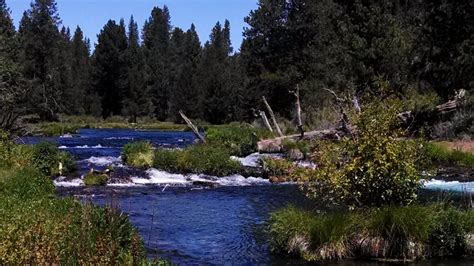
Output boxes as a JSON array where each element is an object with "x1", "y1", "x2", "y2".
[
  {"x1": 269, "y1": 205, "x2": 474, "y2": 261},
  {"x1": 153, "y1": 144, "x2": 243, "y2": 176},
  {"x1": 37, "y1": 123, "x2": 79, "y2": 136},
  {"x1": 122, "y1": 141, "x2": 154, "y2": 169},
  {"x1": 425, "y1": 142, "x2": 474, "y2": 168}
]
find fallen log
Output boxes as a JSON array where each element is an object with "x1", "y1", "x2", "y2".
[
  {"x1": 258, "y1": 128, "x2": 343, "y2": 153},
  {"x1": 263, "y1": 96, "x2": 284, "y2": 137},
  {"x1": 179, "y1": 110, "x2": 206, "y2": 143}
]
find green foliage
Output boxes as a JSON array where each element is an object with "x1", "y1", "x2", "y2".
[
  {"x1": 206, "y1": 126, "x2": 273, "y2": 156},
  {"x1": 0, "y1": 197, "x2": 145, "y2": 264},
  {"x1": 269, "y1": 205, "x2": 474, "y2": 261},
  {"x1": 122, "y1": 141, "x2": 154, "y2": 169},
  {"x1": 31, "y1": 142, "x2": 76, "y2": 176},
  {"x1": 424, "y1": 142, "x2": 474, "y2": 168},
  {"x1": 83, "y1": 172, "x2": 108, "y2": 186},
  {"x1": 304, "y1": 99, "x2": 423, "y2": 208},
  {"x1": 38, "y1": 123, "x2": 79, "y2": 136},
  {"x1": 153, "y1": 144, "x2": 242, "y2": 176},
  {"x1": 0, "y1": 167, "x2": 54, "y2": 199},
  {"x1": 153, "y1": 148, "x2": 182, "y2": 173},
  {"x1": 429, "y1": 206, "x2": 474, "y2": 257}
]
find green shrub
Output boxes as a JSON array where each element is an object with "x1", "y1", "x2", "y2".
[
  {"x1": 153, "y1": 145, "x2": 242, "y2": 176},
  {"x1": 122, "y1": 141, "x2": 154, "y2": 168},
  {"x1": 83, "y1": 172, "x2": 108, "y2": 186},
  {"x1": 303, "y1": 100, "x2": 423, "y2": 208},
  {"x1": 429, "y1": 206, "x2": 474, "y2": 256},
  {"x1": 32, "y1": 142, "x2": 76, "y2": 176},
  {"x1": 206, "y1": 126, "x2": 273, "y2": 157}
]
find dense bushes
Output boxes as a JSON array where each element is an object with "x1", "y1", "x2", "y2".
[
  {"x1": 269, "y1": 205, "x2": 474, "y2": 261},
  {"x1": 153, "y1": 145, "x2": 242, "y2": 176},
  {"x1": 122, "y1": 141, "x2": 154, "y2": 169},
  {"x1": 301, "y1": 100, "x2": 423, "y2": 208},
  {"x1": 31, "y1": 142, "x2": 76, "y2": 176},
  {"x1": 0, "y1": 133, "x2": 75, "y2": 176}
]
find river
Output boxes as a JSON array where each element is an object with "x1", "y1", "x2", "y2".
[{"x1": 20, "y1": 129, "x2": 473, "y2": 265}]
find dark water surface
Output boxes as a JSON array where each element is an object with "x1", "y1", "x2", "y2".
[{"x1": 21, "y1": 129, "x2": 473, "y2": 265}]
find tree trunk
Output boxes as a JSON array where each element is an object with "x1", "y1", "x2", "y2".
[
  {"x1": 259, "y1": 111, "x2": 273, "y2": 132},
  {"x1": 290, "y1": 86, "x2": 304, "y2": 138},
  {"x1": 262, "y1": 96, "x2": 284, "y2": 137},
  {"x1": 179, "y1": 111, "x2": 206, "y2": 143}
]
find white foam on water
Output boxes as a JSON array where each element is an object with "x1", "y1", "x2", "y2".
[
  {"x1": 132, "y1": 169, "x2": 189, "y2": 185},
  {"x1": 82, "y1": 156, "x2": 122, "y2": 166},
  {"x1": 424, "y1": 179, "x2": 474, "y2": 193},
  {"x1": 130, "y1": 168, "x2": 270, "y2": 187},
  {"x1": 231, "y1": 152, "x2": 285, "y2": 167},
  {"x1": 216, "y1": 175, "x2": 270, "y2": 186},
  {"x1": 54, "y1": 178, "x2": 84, "y2": 187},
  {"x1": 59, "y1": 144, "x2": 108, "y2": 149},
  {"x1": 59, "y1": 134, "x2": 73, "y2": 138},
  {"x1": 105, "y1": 137, "x2": 134, "y2": 140}
]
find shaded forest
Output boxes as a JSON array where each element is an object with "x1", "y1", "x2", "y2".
[{"x1": 0, "y1": 0, "x2": 472, "y2": 130}]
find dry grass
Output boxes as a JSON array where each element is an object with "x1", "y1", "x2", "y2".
[{"x1": 435, "y1": 140, "x2": 474, "y2": 154}]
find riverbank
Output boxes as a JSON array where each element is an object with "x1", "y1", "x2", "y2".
[{"x1": 0, "y1": 132, "x2": 165, "y2": 264}]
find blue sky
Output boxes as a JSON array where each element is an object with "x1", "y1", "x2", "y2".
[{"x1": 6, "y1": 0, "x2": 257, "y2": 51}]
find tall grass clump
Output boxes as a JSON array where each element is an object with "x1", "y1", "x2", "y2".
[
  {"x1": 269, "y1": 205, "x2": 474, "y2": 261},
  {"x1": 153, "y1": 145, "x2": 242, "y2": 176},
  {"x1": 122, "y1": 141, "x2": 154, "y2": 169}
]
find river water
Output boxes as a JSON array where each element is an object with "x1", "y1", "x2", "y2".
[{"x1": 20, "y1": 129, "x2": 473, "y2": 265}]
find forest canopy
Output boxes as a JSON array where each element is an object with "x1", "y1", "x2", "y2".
[{"x1": 0, "y1": 0, "x2": 472, "y2": 128}]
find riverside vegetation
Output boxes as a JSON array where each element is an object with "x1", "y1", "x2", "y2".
[
  {"x1": 266, "y1": 99, "x2": 474, "y2": 261},
  {"x1": 0, "y1": 132, "x2": 166, "y2": 264},
  {"x1": 123, "y1": 126, "x2": 273, "y2": 176}
]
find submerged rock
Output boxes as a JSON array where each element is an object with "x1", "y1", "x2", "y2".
[{"x1": 192, "y1": 180, "x2": 219, "y2": 188}]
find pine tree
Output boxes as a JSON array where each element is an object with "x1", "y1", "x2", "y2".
[
  {"x1": 0, "y1": 0, "x2": 16, "y2": 58},
  {"x1": 92, "y1": 19, "x2": 128, "y2": 118},
  {"x1": 143, "y1": 6, "x2": 171, "y2": 120},
  {"x1": 0, "y1": 0, "x2": 27, "y2": 131},
  {"x1": 168, "y1": 25, "x2": 202, "y2": 122},
  {"x1": 68, "y1": 26, "x2": 93, "y2": 115},
  {"x1": 18, "y1": 0, "x2": 64, "y2": 121},
  {"x1": 196, "y1": 21, "x2": 234, "y2": 124},
  {"x1": 123, "y1": 16, "x2": 153, "y2": 122}
]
